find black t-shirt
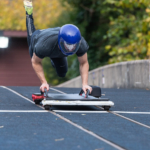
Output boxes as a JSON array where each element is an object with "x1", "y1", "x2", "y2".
[{"x1": 31, "y1": 27, "x2": 89, "y2": 59}]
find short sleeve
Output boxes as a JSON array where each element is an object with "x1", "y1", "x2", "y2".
[
  {"x1": 32, "y1": 28, "x2": 60, "y2": 59},
  {"x1": 33, "y1": 35, "x2": 58, "y2": 59},
  {"x1": 34, "y1": 43, "x2": 47, "y2": 59},
  {"x1": 76, "y1": 37, "x2": 89, "y2": 57}
]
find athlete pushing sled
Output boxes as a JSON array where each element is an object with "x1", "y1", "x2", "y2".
[{"x1": 24, "y1": 0, "x2": 92, "y2": 94}]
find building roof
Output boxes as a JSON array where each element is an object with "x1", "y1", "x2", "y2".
[{"x1": 0, "y1": 30, "x2": 27, "y2": 37}]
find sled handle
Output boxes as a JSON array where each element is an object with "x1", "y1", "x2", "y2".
[
  {"x1": 79, "y1": 89, "x2": 90, "y2": 98},
  {"x1": 85, "y1": 89, "x2": 90, "y2": 98},
  {"x1": 79, "y1": 89, "x2": 84, "y2": 95},
  {"x1": 40, "y1": 89, "x2": 48, "y2": 98}
]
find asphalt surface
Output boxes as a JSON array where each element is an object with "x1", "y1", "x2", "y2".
[{"x1": 0, "y1": 86, "x2": 150, "y2": 150}]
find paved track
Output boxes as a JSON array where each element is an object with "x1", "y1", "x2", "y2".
[{"x1": 0, "y1": 86, "x2": 150, "y2": 150}]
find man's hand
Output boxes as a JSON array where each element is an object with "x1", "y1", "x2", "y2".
[
  {"x1": 78, "y1": 53, "x2": 91, "y2": 95},
  {"x1": 31, "y1": 53, "x2": 49, "y2": 92},
  {"x1": 82, "y1": 84, "x2": 92, "y2": 95},
  {"x1": 40, "y1": 83, "x2": 49, "y2": 92}
]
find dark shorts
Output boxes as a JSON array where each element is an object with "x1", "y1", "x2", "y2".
[{"x1": 50, "y1": 57, "x2": 68, "y2": 77}]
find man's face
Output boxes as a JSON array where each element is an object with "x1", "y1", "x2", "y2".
[
  {"x1": 58, "y1": 38, "x2": 81, "y2": 56},
  {"x1": 64, "y1": 41, "x2": 76, "y2": 52}
]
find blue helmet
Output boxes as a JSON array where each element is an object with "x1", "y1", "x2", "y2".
[{"x1": 58, "y1": 24, "x2": 82, "y2": 56}]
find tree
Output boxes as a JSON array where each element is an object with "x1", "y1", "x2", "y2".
[
  {"x1": 0, "y1": 0, "x2": 66, "y2": 30},
  {"x1": 104, "y1": 0, "x2": 150, "y2": 63}
]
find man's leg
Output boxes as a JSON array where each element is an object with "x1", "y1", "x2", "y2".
[
  {"x1": 51, "y1": 57, "x2": 68, "y2": 77},
  {"x1": 24, "y1": 0, "x2": 36, "y2": 46}
]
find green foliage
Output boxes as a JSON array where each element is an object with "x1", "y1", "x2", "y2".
[
  {"x1": 103, "y1": 0, "x2": 150, "y2": 63},
  {"x1": 0, "y1": 0, "x2": 66, "y2": 30}
]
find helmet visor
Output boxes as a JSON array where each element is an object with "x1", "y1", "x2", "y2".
[{"x1": 59, "y1": 38, "x2": 81, "y2": 55}]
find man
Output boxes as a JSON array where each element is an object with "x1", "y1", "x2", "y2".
[{"x1": 24, "y1": 0, "x2": 92, "y2": 94}]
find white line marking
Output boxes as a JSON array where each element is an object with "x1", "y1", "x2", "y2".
[
  {"x1": 96, "y1": 106, "x2": 150, "y2": 129},
  {"x1": 0, "y1": 86, "x2": 125, "y2": 150},
  {"x1": 53, "y1": 110, "x2": 150, "y2": 114},
  {"x1": 3, "y1": 85, "x2": 149, "y2": 130},
  {"x1": 49, "y1": 110, "x2": 125, "y2": 150},
  {"x1": 0, "y1": 110, "x2": 48, "y2": 112},
  {"x1": 0, "y1": 109, "x2": 149, "y2": 115},
  {"x1": 0, "y1": 86, "x2": 44, "y2": 110},
  {"x1": 114, "y1": 111, "x2": 150, "y2": 114},
  {"x1": 110, "y1": 111, "x2": 150, "y2": 129},
  {"x1": 1, "y1": 86, "x2": 35, "y2": 104},
  {"x1": 49, "y1": 88, "x2": 150, "y2": 129}
]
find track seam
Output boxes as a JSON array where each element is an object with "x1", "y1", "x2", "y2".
[
  {"x1": 95, "y1": 106, "x2": 150, "y2": 129},
  {"x1": 50, "y1": 87, "x2": 150, "y2": 129},
  {"x1": 1, "y1": 86, "x2": 125, "y2": 150}
]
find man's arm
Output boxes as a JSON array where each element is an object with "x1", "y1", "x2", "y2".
[
  {"x1": 78, "y1": 53, "x2": 92, "y2": 94},
  {"x1": 31, "y1": 53, "x2": 49, "y2": 92}
]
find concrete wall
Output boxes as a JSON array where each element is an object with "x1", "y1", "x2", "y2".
[{"x1": 57, "y1": 60, "x2": 150, "y2": 89}]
